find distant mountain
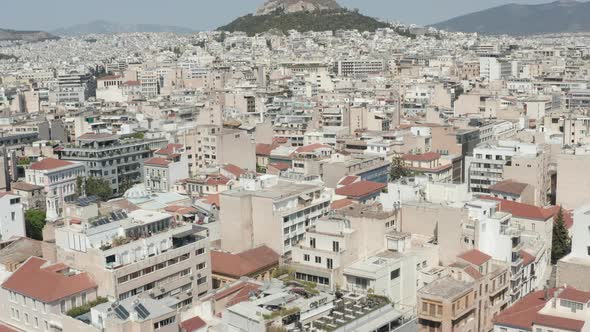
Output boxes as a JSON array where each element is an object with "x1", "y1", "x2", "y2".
[
  {"x1": 52, "y1": 20, "x2": 194, "y2": 36},
  {"x1": 218, "y1": 0, "x2": 389, "y2": 36},
  {"x1": 432, "y1": 0, "x2": 590, "y2": 35},
  {"x1": 255, "y1": 0, "x2": 341, "y2": 15},
  {"x1": 0, "y1": 28, "x2": 58, "y2": 42}
]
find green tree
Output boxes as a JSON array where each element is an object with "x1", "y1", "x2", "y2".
[
  {"x1": 551, "y1": 207, "x2": 571, "y2": 264},
  {"x1": 389, "y1": 155, "x2": 412, "y2": 181},
  {"x1": 84, "y1": 177, "x2": 113, "y2": 202},
  {"x1": 25, "y1": 209, "x2": 46, "y2": 241}
]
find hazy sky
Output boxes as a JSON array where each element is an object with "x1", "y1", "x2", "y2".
[{"x1": 0, "y1": 0, "x2": 557, "y2": 31}]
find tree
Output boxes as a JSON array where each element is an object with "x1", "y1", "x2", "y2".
[
  {"x1": 389, "y1": 155, "x2": 412, "y2": 181},
  {"x1": 551, "y1": 207, "x2": 571, "y2": 264},
  {"x1": 25, "y1": 209, "x2": 46, "y2": 241},
  {"x1": 84, "y1": 177, "x2": 113, "y2": 202}
]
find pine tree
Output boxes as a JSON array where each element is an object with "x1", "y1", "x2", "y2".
[
  {"x1": 390, "y1": 155, "x2": 412, "y2": 181},
  {"x1": 551, "y1": 207, "x2": 571, "y2": 264}
]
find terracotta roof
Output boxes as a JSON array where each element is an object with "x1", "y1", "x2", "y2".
[
  {"x1": 549, "y1": 206, "x2": 574, "y2": 229},
  {"x1": 458, "y1": 249, "x2": 491, "y2": 266},
  {"x1": 213, "y1": 281, "x2": 260, "y2": 301},
  {"x1": 223, "y1": 164, "x2": 246, "y2": 177},
  {"x1": 205, "y1": 174, "x2": 230, "y2": 186},
  {"x1": 494, "y1": 289, "x2": 556, "y2": 330},
  {"x1": 335, "y1": 181, "x2": 386, "y2": 199},
  {"x1": 338, "y1": 175, "x2": 360, "y2": 186},
  {"x1": 0, "y1": 324, "x2": 18, "y2": 332},
  {"x1": 212, "y1": 246, "x2": 280, "y2": 278},
  {"x1": 180, "y1": 316, "x2": 207, "y2": 331},
  {"x1": 295, "y1": 143, "x2": 331, "y2": 153},
  {"x1": 479, "y1": 196, "x2": 555, "y2": 221},
  {"x1": 256, "y1": 143, "x2": 273, "y2": 156},
  {"x1": 2, "y1": 257, "x2": 97, "y2": 303},
  {"x1": 156, "y1": 143, "x2": 183, "y2": 156},
  {"x1": 164, "y1": 205, "x2": 197, "y2": 214},
  {"x1": 30, "y1": 158, "x2": 75, "y2": 171},
  {"x1": 489, "y1": 179, "x2": 529, "y2": 196},
  {"x1": 123, "y1": 80, "x2": 140, "y2": 86},
  {"x1": 97, "y1": 75, "x2": 121, "y2": 80},
  {"x1": 558, "y1": 287, "x2": 590, "y2": 303},
  {"x1": 520, "y1": 250, "x2": 536, "y2": 266},
  {"x1": 203, "y1": 194, "x2": 220, "y2": 207},
  {"x1": 402, "y1": 152, "x2": 441, "y2": 162},
  {"x1": 464, "y1": 266, "x2": 483, "y2": 280},
  {"x1": 533, "y1": 314, "x2": 585, "y2": 332},
  {"x1": 145, "y1": 157, "x2": 170, "y2": 167},
  {"x1": 269, "y1": 162, "x2": 291, "y2": 171},
  {"x1": 331, "y1": 198, "x2": 355, "y2": 210}
]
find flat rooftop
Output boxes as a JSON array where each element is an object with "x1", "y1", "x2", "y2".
[{"x1": 419, "y1": 276, "x2": 473, "y2": 299}]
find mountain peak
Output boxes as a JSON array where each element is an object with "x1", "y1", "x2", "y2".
[{"x1": 255, "y1": 0, "x2": 341, "y2": 16}]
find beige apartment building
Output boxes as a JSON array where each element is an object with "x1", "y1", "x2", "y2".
[
  {"x1": 219, "y1": 175, "x2": 332, "y2": 258},
  {"x1": 556, "y1": 150, "x2": 590, "y2": 209},
  {"x1": 176, "y1": 125, "x2": 256, "y2": 176},
  {"x1": 54, "y1": 200, "x2": 211, "y2": 309},
  {"x1": 291, "y1": 204, "x2": 398, "y2": 290}
]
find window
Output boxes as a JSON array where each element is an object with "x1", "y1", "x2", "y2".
[
  {"x1": 315, "y1": 256, "x2": 321, "y2": 264},
  {"x1": 195, "y1": 248, "x2": 205, "y2": 256},
  {"x1": 196, "y1": 262, "x2": 206, "y2": 270},
  {"x1": 310, "y1": 237, "x2": 316, "y2": 249},
  {"x1": 60, "y1": 300, "x2": 65, "y2": 313},
  {"x1": 11, "y1": 212, "x2": 15, "y2": 221},
  {"x1": 82, "y1": 293, "x2": 87, "y2": 305},
  {"x1": 154, "y1": 317, "x2": 176, "y2": 330},
  {"x1": 304, "y1": 254, "x2": 310, "y2": 262},
  {"x1": 390, "y1": 268, "x2": 400, "y2": 280},
  {"x1": 332, "y1": 241, "x2": 340, "y2": 252},
  {"x1": 197, "y1": 276, "x2": 207, "y2": 285},
  {"x1": 327, "y1": 258, "x2": 333, "y2": 269}
]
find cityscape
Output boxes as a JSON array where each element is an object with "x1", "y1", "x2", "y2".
[{"x1": 0, "y1": 0, "x2": 590, "y2": 331}]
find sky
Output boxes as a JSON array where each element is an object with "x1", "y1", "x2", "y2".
[{"x1": 0, "y1": 0, "x2": 558, "y2": 32}]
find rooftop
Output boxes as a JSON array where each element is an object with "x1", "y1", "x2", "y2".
[{"x1": 419, "y1": 276, "x2": 473, "y2": 300}]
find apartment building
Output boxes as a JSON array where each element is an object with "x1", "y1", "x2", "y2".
[
  {"x1": 402, "y1": 152, "x2": 453, "y2": 183},
  {"x1": 25, "y1": 158, "x2": 85, "y2": 221},
  {"x1": 144, "y1": 144, "x2": 189, "y2": 193},
  {"x1": 291, "y1": 204, "x2": 398, "y2": 291},
  {"x1": 343, "y1": 232, "x2": 438, "y2": 310},
  {"x1": 556, "y1": 149, "x2": 590, "y2": 209},
  {"x1": 480, "y1": 56, "x2": 512, "y2": 81},
  {"x1": 334, "y1": 59, "x2": 386, "y2": 76},
  {"x1": 11, "y1": 182, "x2": 46, "y2": 211},
  {"x1": 54, "y1": 200, "x2": 211, "y2": 308},
  {"x1": 219, "y1": 175, "x2": 332, "y2": 257},
  {"x1": 176, "y1": 126, "x2": 255, "y2": 175},
  {"x1": 322, "y1": 154, "x2": 390, "y2": 188},
  {"x1": 0, "y1": 192, "x2": 26, "y2": 242},
  {"x1": 557, "y1": 205, "x2": 590, "y2": 291},
  {"x1": 58, "y1": 133, "x2": 168, "y2": 195},
  {"x1": 493, "y1": 287, "x2": 590, "y2": 332},
  {"x1": 0, "y1": 257, "x2": 98, "y2": 332}
]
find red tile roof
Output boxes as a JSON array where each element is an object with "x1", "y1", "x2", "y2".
[
  {"x1": 402, "y1": 152, "x2": 440, "y2": 162},
  {"x1": 156, "y1": 143, "x2": 183, "y2": 156},
  {"x1": 558, "y1": 287, "x2": 590, "y2": 303},
  {"x1": 533, "y1": 314, "x2": 585, "y2": 332},
  {"x1": 338, "y1": 175, "x2": 359, "y2": 186},
  {"x1": 180, "y1": 316, "x2": 207, "y2": 331},
  {"x1": 549, "y1": 206, "x2": 574, "y2": 229},
  {"x1": 269, "y1": 162, "x2": 291, "y2": 171},
  {"x1": 520, "y1": 250, "x2": 536, "y2": 266},
  {"x1": 202, "y1": 194, "x2": 220, "y2": 207},
  {"x1": 2, "y1": 257, "x2": 97, "y2": 303},
  {"x1": 205, "y1": 174, "x2": 230, "y2": 186},
  {"x1": 223, "y1": 164, "x2": 246, "y2": 178},
  {"x1": 331, "y1": 198, "x2": 355, "y2": 210},
  {"x1": 458, "y1": 249, "x2": 491, "y2": 266},
  {"x1": 213, "y1": 281, "x2": 260, "y2": 302},
  {"x1": 0, "y1": 324, "x2": 18, "y2": 332},
  {"x1": 464, "y1": 266, "x2": 483, "y2": 280},
  {"x1": 144, "y1": 157, "x2": 170, "y2": 167},
  {"x1": 489, "y1": 179, "x2": 529, "y2": 196},
  {"x1": 335, "y1": 181, "x2": 386, "y2": 199},
  {"x1": 211, "y1": 246, "x2": 280, "y2": 278},
  {"x1": 256, "y1": 143, "x2": 273, "y2": 156},
  {"x1": 494, "y1": 289, "x2": 556, "y2": 330},
  {"x1": 479, "y1": 196, "x2": 555, "y2": 221},
  {"x1": 30, "y1": 158, "x2": 75, "y2": 171},
  {"x1": 295, "y1": 143, "x2": 331, "y2": 153}
]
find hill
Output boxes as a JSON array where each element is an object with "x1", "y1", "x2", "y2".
[
  {"x1": 52, "y1": 20, "x2": 194, "y2": 36},
  {"x1": 432, "y1": 0, "x2": 590, "y2": 35},
  {"x1": 0, "y1": 28, "x2": 58, "y2": 42},
  {"x1": 218, "y1": 8, "x2": 389, "y2": 36},
  {"x1": 256, "y1": 0, "x2": 341, "y2": 15}
]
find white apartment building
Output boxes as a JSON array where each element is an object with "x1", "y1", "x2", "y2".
[
  {"x1": 219, "y1": 175, "x2": 332, "y2": 257},
  {"x1": 144, "y1": 144, "x2": 189, "y2": 193},
  {"x1": 55, "y1": 201, "x2": 211, "y2": 308},
  {"x1": 0, "y1": 192, "x2": 26, "y2": 242},
  {"x1": 335, "y1": 59, "x2": 385, "y2": 76},
  {"x1": 25, "y1": 158, "x2": 85, "y2": 221},
  {"x1": 480, "y1": 56, "x2": 512, "y2": 81},
  {"x1": 0, "y1": 257, "x2": 98, "y2": 332}
]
